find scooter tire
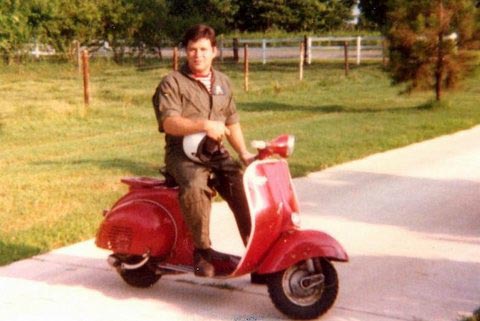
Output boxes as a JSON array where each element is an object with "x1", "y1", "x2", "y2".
[{"x1": 266, "y1": 258, "x2": 338, "y2": 320}]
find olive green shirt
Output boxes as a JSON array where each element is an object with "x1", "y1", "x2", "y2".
[{"x1": 152, "y1": 64, "x2": 239, "y2": 156}]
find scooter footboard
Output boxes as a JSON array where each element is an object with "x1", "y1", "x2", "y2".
[{"x1": 256, "y1": 229, "x2": 348, "y2": 274}]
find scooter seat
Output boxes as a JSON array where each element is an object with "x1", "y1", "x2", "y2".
[{"x1": 121, "y1": 176, "x2": 173, "y2": 189}]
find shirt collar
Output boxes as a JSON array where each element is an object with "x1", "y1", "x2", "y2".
[
  {"x1": 181, "y1": 64, "x2": 215, "y2": 80},
  {"x1": 181, "y1": 64, "x2": 217, "y2": 87}
]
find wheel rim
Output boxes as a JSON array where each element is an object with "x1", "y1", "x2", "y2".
[{"x1": 282, "y1": 262, "x2": 325, "y2": 307}]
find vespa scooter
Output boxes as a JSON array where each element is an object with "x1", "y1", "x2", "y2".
[{"x1": 95, "y1": 134, "x2": 348, "y2": 320}]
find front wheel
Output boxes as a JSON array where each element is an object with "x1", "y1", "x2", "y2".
[{"x1": 266, "y1": 258, "x2": 339, "y2": 320}]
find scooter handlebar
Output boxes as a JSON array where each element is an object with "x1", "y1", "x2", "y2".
[
  {"x1": 251, "y1": 135, "x2": 295, "y2": 160},
  {"x1": 251, "y1": 140, "x2": 267, "y2": 150}
]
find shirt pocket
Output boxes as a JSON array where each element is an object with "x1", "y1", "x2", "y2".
[
  {"x1": 211, "y1": 94, "x2": 231, "y2": 120},
  {"x1": 181, "y1": 91, "x2": 208, "y2": 119}
]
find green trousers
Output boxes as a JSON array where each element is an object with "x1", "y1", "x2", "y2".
[{"x1": 166, "y1": 152, "x2": 251, "y2": 249}]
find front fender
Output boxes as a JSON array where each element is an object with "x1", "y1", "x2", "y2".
[{"x1": 257, "y1": 229, "x2": 348, "y2": 274}]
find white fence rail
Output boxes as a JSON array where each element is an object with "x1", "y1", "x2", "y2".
[{"x1": 220, "y1": 36, "x2": 385, "y2": 65}]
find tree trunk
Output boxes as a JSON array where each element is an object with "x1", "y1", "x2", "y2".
[
  {"x1": 435, "y1": 0, "x2": 445, "y2": 101},
  {"x1": 157, "y1": 46, "x2": 163, "y2": 61},
  {"x1": 138, "y1": 45, "x2": 145, "y2": 66}
]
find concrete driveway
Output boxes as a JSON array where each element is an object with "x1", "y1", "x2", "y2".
[{"x1": 1, "y1": 126, "x2": 479, "y2": 321}]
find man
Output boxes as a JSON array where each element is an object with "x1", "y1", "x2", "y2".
[{"x1": 152, "y1": 24, "x2": 253, "y2": 277}]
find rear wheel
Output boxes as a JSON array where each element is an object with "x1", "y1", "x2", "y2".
[
  {"x1": 116, "y1": 256, "x2": 161, "y2": 288},
  {"x1": 266, "y1": 259, "x2": 338, "y2": 320}
]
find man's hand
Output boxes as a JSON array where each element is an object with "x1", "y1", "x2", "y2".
[
  {"x1": 239, "y1": 151, "x2": 256, "y2": 166},
  {"x1": 163, "y1": 117, "x2": 231, "y2": 140},
  {"x1": 204, "y1": 120, "x2": 230, "y2": 141}
]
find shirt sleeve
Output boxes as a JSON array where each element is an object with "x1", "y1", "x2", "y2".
[
  {"x1": 224, "y1": 77, "x2": 240, "y2": 125},
  {"x1": 157, "y1": 74, "x2": 183, "y2": 131},
  {"x1": 225, "y1": 96, "x2": 240, "y2": 125}
]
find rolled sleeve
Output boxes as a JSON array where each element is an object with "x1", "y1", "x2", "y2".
[
  {"x1": 157, "y1": 75, "x2": 182, "y2": 131},
  {"x1": 223, "y1": 77, "x2": 240, "y2": 125},
  {"x1": 225, "y1": 96, "x2": 240, "y2": 125}
]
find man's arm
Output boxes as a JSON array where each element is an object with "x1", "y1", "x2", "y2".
[
  {"x1": 163, "y1": 116, "x2": 230, "y2": 141},
  {"x1": 226, "y1": 122, "x2": 254, "y2": 165}
]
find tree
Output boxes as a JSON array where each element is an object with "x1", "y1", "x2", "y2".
[
  {"x1": 244, "y1": 0, "x2": 293, "y2": 31},
  {"x1": 165, "y1": 0, "x2": 237, "y2": 43},
  {"x1": 0, "y1": 0, "x2": 29, "y2": 64},
  {"x1": 358, "y1": 0, "x2": 389, "y2": 30},
  {"x1": 319, "y1": 0, "x2": 357, "y2": 31},
  {"x1": 23, "y1": 0, "x2": 60, "y2": 55},
  {"x1": 132, "y1": 0, "x2": 168, "y2": 60},
  {"x1": 387, "y1": 0, "x2": 477, "y2": 101},
  {"x1": 97, "y1": 0, "x2": 142, "y2": 63},
  {"x1": 53, "y1": 0, "x2": 102, "y2": 52},
  {"x1": 234, "y1": 0, "x2": 355, "y2": 32}
]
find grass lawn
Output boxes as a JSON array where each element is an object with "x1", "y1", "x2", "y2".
[{"x1": 1, "y1": 57, "x2": 479, "y2": 265}]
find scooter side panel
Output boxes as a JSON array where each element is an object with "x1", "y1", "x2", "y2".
[
  {"x1": 102, "y1": 185, "x2": 196, "y2": 266},
  {"x1": 256, "y1": 229, "x2": 349, "y2": 274},
  {"x1": 231, "y1": 159, "x2": 300, "y2": 276},
  {"x1": 96, "y1": 199, "x2": 177, "y2": 257}
]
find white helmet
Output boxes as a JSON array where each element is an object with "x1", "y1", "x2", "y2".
[
  {"x1": 182, "y1": 132, "x2": 229, "y2": 164},
  {"x1": 183, "y1": 132, "x2": 207, "y2": 163}
]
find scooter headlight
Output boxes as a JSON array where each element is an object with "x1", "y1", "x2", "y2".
[{"x1": 268, "y1": 135, "x2": 295, "y2": 158}]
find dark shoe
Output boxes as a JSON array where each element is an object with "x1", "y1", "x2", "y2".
[{"x1": 194, "y1": 248, "x2": 215, "y2": 277}]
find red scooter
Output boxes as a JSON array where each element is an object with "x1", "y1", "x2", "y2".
[{"x1": 95, "y1": 134, "x2": 348, "y2": 319}]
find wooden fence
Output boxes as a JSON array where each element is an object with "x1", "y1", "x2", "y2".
[
  {"x1": 78, "y1": 36, "x2": 387, "y2": 100},
  {"x1": 165, "y1": 35, "x2": 386, "y2": 92},
  {"x1": 221, "y1": 35, "x2": 386, "y2": 65},
  {"x1": 75, "y1": 35, "x2": 386, "y2": 67}
]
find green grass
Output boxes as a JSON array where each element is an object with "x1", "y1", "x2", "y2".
[{"x1": 1, "y1": 57, "x2": 480, "y2": 265}]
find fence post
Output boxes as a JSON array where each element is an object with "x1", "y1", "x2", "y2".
[
  {"x1": 262, "y1": 39, "x2": 267, "y2": 65},
  {"x1": 219, "y1": 34, "x2": 224, "y2": 63},
  {"x1": 382, "y1": 38, "x2": 388, "y2": 67},
  {"x1": 172, "y1": 46, "x2": 179, "y2": 71},
  {"x1": 307, "y1": 36, "x2": 312, "y2": 65},
  {"x1": 82, "y1": 50, "x2": 90, "y2": 109},
  {"x1": 75, "y1": 40, "x2": 81, "y2": 73},
  {"x1": 233, "y1": 38, "x2": 239, "y2": 63},
  {"x1": 157, "y1": 45, "x2": 163, "y2": 61},
  {"x1": 33, "y1": 40, "x2": 40, "y2": 59},
  {"x1": 138, "y1": 43, "x2": 145, "y2": 67},
  {"x1": 303, "y1": 35, "x2": 308, "y2": 64},
  {"x1": 356, "y1": 36, "x2": 362, "y2": 65},
  {"x1": 344, "y1": 41, "x2": 349, "y2": 76},
  {"x1": 299, "y1": 42, "x2": 304, "y2": 81},
  {"x1": 244, "y1": 44, "x2": 249, "y2": 92}
]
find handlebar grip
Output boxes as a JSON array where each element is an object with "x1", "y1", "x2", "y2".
[{"x1": 251, "y1": 140, "x2": 267, "y2": 149}]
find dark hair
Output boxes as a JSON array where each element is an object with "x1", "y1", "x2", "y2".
[{"x1": 182, "y1": 24, "x2": 217, "y2": 48}]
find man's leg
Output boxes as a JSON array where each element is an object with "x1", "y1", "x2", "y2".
[
  {"x1": 169, "y1": 160, "x2": 213, "y2": 249},
  {"x1": 167, "y1": 159, "x2": 215, "y2": 276},
  {"x1": 213, "y1": 160, "x2": 252, "y2": 246}
]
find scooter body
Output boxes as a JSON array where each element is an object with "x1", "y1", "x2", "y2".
[{"x1": 96, "y1": 135, "x2": 348, "y2": 319}]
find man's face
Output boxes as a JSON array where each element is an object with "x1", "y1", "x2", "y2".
[{"x1": 186, "y1": 37, "x2": 217, "y2": 76}]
